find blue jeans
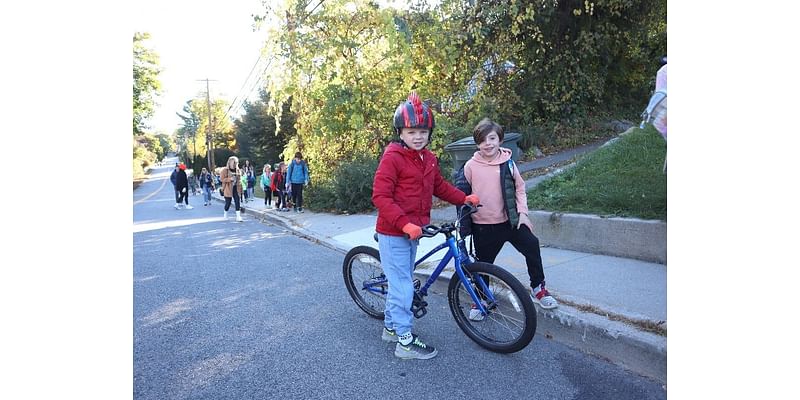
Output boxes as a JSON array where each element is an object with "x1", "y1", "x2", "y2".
[
  {"x1": 377, "y1": 233, "x2": 418, "y2": 337},
  {"x1": 203, "y1": 186, "x2": 211, "y2": 204}
]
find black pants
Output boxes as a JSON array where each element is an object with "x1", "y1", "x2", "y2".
[
  {"x1": 472, "y1": 221, "x2": 545, "y2": 289},
  {"x1": 177, "y1": 189, "x2": 188, "y2": 205},
  {"x1": 275, "y1": 190, "x2": 286, "y2": 209},
  {"x1": 264, "y1": 187, "x2": 272, "y2": 205},
  {"x1": 291, "y1": 183, "x2": 304, "y2": 209},
  {"x1": 224, "y1": 189, "x2": 241, "y2": 211},
  {"x1": 174, "y1": 188, "x2": 180, "y2": 203}
]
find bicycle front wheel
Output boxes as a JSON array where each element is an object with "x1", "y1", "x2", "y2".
[
  {"x1": 342, "y1": 246, "x2": 386, "y2": 319},
  {"x1": 448, "y1": 262, "x2": 537, "y2": 353}
]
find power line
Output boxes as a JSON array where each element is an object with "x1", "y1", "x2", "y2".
[
  {"x1": 226, "y1": 56, "x2": 274, "y2": 121},
  {"x1": 222, "y1": 51, "x2": 267, "y2": 122}
]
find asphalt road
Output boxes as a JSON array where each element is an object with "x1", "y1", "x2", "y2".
[{"x1": 134, "y1": 161, "x2": 666, "y2": 400}]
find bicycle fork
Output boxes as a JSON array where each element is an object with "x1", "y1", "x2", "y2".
[{"x1": 453, "y1": 243, "x2": 498, "y2": 317}]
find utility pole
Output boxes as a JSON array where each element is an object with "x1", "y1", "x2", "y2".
[{"x1": 198, "y1": 78, "x2": 217, "y2": 171}]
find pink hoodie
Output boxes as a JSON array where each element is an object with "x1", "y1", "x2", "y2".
[{"x1": 464, "y1": 147, "x2": 529, "y2": 225}]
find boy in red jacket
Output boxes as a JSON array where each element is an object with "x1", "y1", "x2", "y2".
[{"x1": 372, "y1": 92, "x2": 479, "y2": 360}]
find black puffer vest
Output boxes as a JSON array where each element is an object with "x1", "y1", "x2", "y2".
[{"x1": 453, "y1": 159, "x2": 518, "y2": 236}]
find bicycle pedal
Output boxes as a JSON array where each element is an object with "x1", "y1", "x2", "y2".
[{"x1": 411, "y1": 303, "x2": 428, "y2": 319}]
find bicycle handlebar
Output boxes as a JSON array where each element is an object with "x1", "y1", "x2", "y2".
[{"x1": 416, "y1": 202, "x2": 481, "y2": 239}]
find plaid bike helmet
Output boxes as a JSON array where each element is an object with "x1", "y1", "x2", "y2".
[{"x1": 393, "y1": 91, "x2": 435, "y2": 135}]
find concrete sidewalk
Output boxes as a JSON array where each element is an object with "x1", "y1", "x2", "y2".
[{"x1": 213, "y1": 191, "x2": 666, "y2": 383}]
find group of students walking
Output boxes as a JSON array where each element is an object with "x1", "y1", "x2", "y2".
[
  {"x1": 260, "y1": 152, "x2": 310, "y2": 213},
  {"x1": 170, "y1": 153, "x2": 310, "y2": 221}
]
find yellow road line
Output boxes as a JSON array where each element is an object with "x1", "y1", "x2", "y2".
[{"x1": 134, "y1": 175, "x2": 169, "y2": 205}]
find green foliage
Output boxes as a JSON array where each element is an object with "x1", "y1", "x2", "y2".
[
  {"x1": 253, "y1": 0, "x2": 666, "y2": 212},
  {"x1": 132, "y1": 136, "x2": 160, "y2": 179},
  {"x1": 528, "y1": 125, "x2": 667, "y2": 220},
  {"x1": 233, "y1": 90, "x2": 292, "y2": 168},
  {"x1": 260, "y1": 0, "x2": 423, "y2": 186},
  {"x1": 133, "y1": 32, "x2": 162, "y2": 134},
  {"x1": 156, "y1": 134, "x2": 174, "y2": 156},
  {"x1": 175, "y1": 96, "x2": 233, "y2": 168},
  {"x1": 306, "y1": 154, "x2": 379, "y2": 213},
  {"x1": 441, "y1": 0, "x2": 667, "y2": 129}
]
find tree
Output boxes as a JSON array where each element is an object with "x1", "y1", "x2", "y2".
[
  {"x1": 176, "y1": 96, "x2": 235, "y2": 168},
  {"x1": 234, "y1": 90, "x2": 292, "y2": 166},
  {"x1": 253, "y1": 0, "x2": 667, "y2": 208},
  {"x1": 133, "y1": 32, "x2": 162, "y2": 134},
  {"x1": 257, "y1": 0, "x2": 424, "y2": 182}
]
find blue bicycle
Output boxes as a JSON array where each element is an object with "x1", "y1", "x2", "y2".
[{"x1": 343, "y1": 205, "x2": 537, "y2": 353}]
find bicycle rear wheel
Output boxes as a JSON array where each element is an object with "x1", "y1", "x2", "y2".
[
  {"x1": 342, "y1": 246, "x2": 386, "y2": 319},
  {"x1": 448, "y1": 262, "x2": 536, "y2": 353}
]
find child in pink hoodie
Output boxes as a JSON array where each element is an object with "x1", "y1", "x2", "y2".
[{"x1": 463, "y1": 118, "x2": 558, "y2": 309}]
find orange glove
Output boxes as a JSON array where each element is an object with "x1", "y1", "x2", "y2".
[
  {"x1": 402, "y1": 223, "x2": 423, "y2": 240},
  {"x1": 464, "y1": 194, "x2": 480, "y2": 206}
]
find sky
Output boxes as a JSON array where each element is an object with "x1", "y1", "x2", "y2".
[
  {"x1": 133, "y1": 0, "x2": 413, "y2": 136},
  {"x1": 134, "y1": 0, "x2": 268, "y2": 135}
]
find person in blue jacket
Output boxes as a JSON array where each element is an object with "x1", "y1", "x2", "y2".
[
  {"x1": 246, "y1": 170, "x2": 256, "y2": 203},
  {"x1": 286, "y1": 151, "x2": 310, "y2": 212},
  {"x1": 169, "y1": 163, "x2": 180, "y2": 206}
]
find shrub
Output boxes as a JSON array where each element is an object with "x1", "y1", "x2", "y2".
[{"x1": 306, "y1": 155, "x2": 379, "y2": 214}]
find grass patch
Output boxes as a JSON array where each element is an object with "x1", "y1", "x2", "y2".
[
  {"x1": 557, "y1": 298, "x2": 667, "y2": 336},
  {"x1": 527, "y1": 125, "x2": 666, "y2": 221}
]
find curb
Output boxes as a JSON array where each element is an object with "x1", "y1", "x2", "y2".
[{"x1": 223, "y1": 196, "x2": 667, "y2": 384}]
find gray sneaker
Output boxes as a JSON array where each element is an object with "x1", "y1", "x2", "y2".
[
  {"x1": 381, "y1": 327, "x2": 399, "y2": 343},
  {"x1": 394, "y1": 335, "x2": 438, "y2": 360}
]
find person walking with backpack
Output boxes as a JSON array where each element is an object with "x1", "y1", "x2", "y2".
[
  {"x1": 199, "y1": 167, "x2": 215, "y2": 206},
  {"x1": 261, "y1": 163, "x2": 273, "y2": 208},
  {"x1": 271, "y1": 162, "x2": 288, "y2": 211},
  {"x1": 188, "y1": 171, "x2": 198, "y2": 196},
  {"x1": 170, "y1": 163, "x2": 180, "y2": 206},
  {"x1": 246, "y1": 170, "x2": 256, "y2": 203},
  {"x1": 461, "y1": 118, "x2": 557, "y2": 310},
  {"x1": 286, "y1": 152, "x2": 309, "y2": 212}
]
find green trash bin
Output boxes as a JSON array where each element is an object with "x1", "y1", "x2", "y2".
[{"x1": 443, "y1": 132, "x2": 521, "y2": 174}]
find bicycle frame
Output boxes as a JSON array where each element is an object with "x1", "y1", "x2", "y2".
[{"x1": 363, "y1": 232, "x2": 497, "y2": 317}]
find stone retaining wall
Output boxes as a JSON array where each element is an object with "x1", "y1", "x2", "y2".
[{"x1": 531, "y1": 211, "x2": 666, "y2": 264}]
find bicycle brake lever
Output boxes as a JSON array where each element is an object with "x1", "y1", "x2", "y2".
[{"x1": 421, "y1": 225, "x2": 439, "y2": 238}]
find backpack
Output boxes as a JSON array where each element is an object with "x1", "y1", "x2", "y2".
[
  {"x1": 640, "y1": 90, "x2": 667, "y2": 130},
  {"x1": 641, "y1": 64, "x2": 667, "y2": 139},
  {"x1": 288, "y1": 160, "x2": 310, "y2": 184},
  {"x1": 453, "y1": 165, "x2": 473, "y2": 237}
]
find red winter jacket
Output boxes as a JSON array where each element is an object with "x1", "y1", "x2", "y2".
[{"x1": 372, "y1": 142, "x2": 467, "y2": 236}]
